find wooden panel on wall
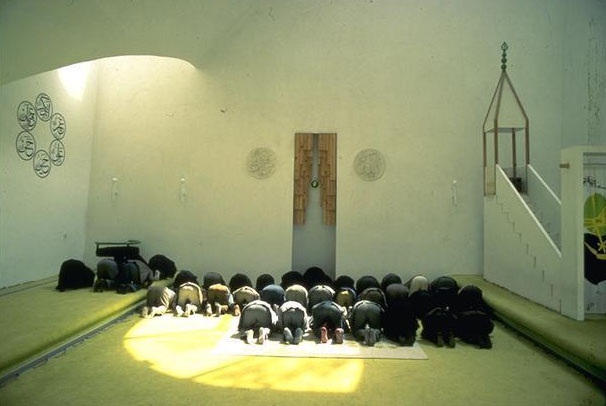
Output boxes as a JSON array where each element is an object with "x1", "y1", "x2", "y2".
[
  {"x1": 293, "y1": 133, "x2": 313, "y2": 225},
  {"x1": 318, "y1": 133, "x2": 337, "y2": 225}
]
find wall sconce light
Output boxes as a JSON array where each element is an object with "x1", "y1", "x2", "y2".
[
  {"x1": 180, "y1": 178, "x2": 187, "y2": 202},
  {"x1": 111, "y1": 177, "x2": 119, "y2": 201}
]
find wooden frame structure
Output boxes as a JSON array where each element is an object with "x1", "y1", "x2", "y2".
[{"x1": 483, "y1": 42, "x2": 530, "y2": 195}]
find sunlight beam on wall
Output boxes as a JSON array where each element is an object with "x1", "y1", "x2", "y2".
[{"x1": 58, "y1": 61, "x2": 91, "y2": 101}]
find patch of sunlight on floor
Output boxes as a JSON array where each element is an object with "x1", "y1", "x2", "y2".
[
  {"x1": 123, "y1": 314, "x2": 364, "y2": 393},
  {"x1": 193, "y1": 356, "x2": 363, "y2": 392}
]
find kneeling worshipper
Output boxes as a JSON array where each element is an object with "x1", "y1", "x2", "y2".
[
  {"x1": 452, "y1": 285, "x2": 494, "y2": 349},
  {"x1": 238, "y1": 300, "x2": 278, "y2": 344},
  {"x1": 141, "y1": 285, "x2": 177, "y2": 318},
  {"x1": 349, "y1": 299, "x2": 384, "y2": 346},
  {"x1": 277, "y1": 300, "x2": 309, "y2": 345},
  {"x1": 310, "y1": 300, "x2": 347, "y2": 344},
  {"x1": 175, "y1": 281, "x2": 204, "y2": 317}
]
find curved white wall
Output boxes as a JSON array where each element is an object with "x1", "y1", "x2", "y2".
[{"x1": 1, "y1": 0, "x2": 604, "y2": 285}]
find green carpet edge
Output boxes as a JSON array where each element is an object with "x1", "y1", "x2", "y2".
[
  {"x1": 0, "y1": 280, "x2": 171, "y2": 378},
  {"x1": 452, "y1": 274, "x2": 606, "y2": 384}
]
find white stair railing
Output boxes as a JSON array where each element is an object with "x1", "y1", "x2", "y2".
[{"x1": 526, "y1": 164, "x2": 562, "y2": 248}]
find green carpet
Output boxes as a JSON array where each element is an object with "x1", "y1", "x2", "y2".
[
  {"x1": 0, "y1": 279, "x2": 170, "y2": 376},
  {"x1": 452, "y1": 274, "x2": 606, "y2": 382},
  {"x1": 0, "y1": 313, "x2": 603, "y2": 406}
]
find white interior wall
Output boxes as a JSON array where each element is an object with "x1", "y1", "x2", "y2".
[
  {"x1": 0, "y1": 64, "x2": 98, "y2": 287},
  {"x1": 83, "y1": 56, "x2": 294, "y2": 281},
  {"x1": 1, "y1": 0, "x2": 604, "y2": 286},
  {"x1": 561, "y1": 1, "x2": 606, "y2": 150}
]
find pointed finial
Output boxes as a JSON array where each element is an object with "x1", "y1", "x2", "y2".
[{"x1": 501, "y1": 42, "x2": 509, "y2": 70}]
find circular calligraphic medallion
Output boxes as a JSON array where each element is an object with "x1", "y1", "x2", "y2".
[
  {"x1": 33, "y1": 150, "x2": 51, "y2": 178},
  {"x1": 16, "y1": 131, "x2": 37, "y2": 161},
  {"x1": 50, "y1": 113, "x2": 66, "y2": 140},
  {"x1": 17, "y1": 101, "x2": 37, "y2": 131},
  {"x1": 247, "y1": 147, "x2": 276, "y2": 179},
  {"x1": 35, "y1": 93, "x2": 53, "y2": 121},
  {"x1": 49, "y1": 140, "x2": 66, "y2": 166},
  {"x1": 354, "y1": 149, "x2": 385, "y2": 181}
]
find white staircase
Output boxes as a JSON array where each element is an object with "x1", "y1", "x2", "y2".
[{"x1": 484, "y1": 164, "x2": 562, "y2": 313}]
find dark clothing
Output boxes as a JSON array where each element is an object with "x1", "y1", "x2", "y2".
[
  {"x1": 281, "y1": 271, "x2": 306, "y2": 289},
  {"x1": 256, "y1": 274, "x2": 275, "y2": 292},
  {"x1": 381, "y1": 273, "x2": 402, "y2": 292},
  {"x1": 278, "y1": 301, "x2": 308, "y2": 332},
  {"x1": 409, "y1": 290, "x2": 435, "y2": 319},
  {"x1": 56, "y1": 259, "x2": 95, "y2": 291},
  {"x1": 304, "y1": 267, "x2": 332, "y2": 289},
  {"x1": 349, "y1": 300, "x2": 383, "y2": 334},
  {"x1": 148, "y1": 254, "x2": 177, "y2": 279},
  {"x1": 229, "y1": 273, "x2": 252, "y2": 292},
  {"x1": 203, "y1": 272, "x2": 225, "y2": 290},
  {"x1": 308, "y1": 285, "x2": 335, "y2": 310},
  {"x1": 452, "y1": 285, "x2": 491, "y2": 315},
  {"x1": 238, "y1": 300, "x2": 277, "y2": 331},
  {"x1": 383, "y1": 284, "x2": 418, "y2": 344},
  {"x1": 358, "y1": 287, "x2": 387, "y2": 309},
  {"x1": 455, "y1": 310, "x2": 494, "y2": 341},
  {"x1": 385, "y1": 283, "x2": 409, "y2": 307},
  {"x1": 334, "y1": 275, "x2": 355, "y2": 291},
  {"x1": 96, "y1": 259, "x2": 118, "y2": 280},
  {"x1": 452, "y1": 285, "x2": 494, "y2": 346},
  {"x1": 260, "y1": 284, "x2": 285, "y2": 307},
  {"x1": 310, "y1": 300, "x2": 346, "y2": 337},
  {"x1": 173, "y1": 270, "x2": 198, "y2": 290},
  {"x1": 356, "y1": 275, "x2": 380, "y2": 295},
  {"x1": 116, "y1": 260, "x2": 152, "y2": 293},
  {"x1": 421, "y1": 307, "x2": 456, "y2": 345},
  {"x1": 430, "y1": 276, "x2": 459, "y2": 309}
]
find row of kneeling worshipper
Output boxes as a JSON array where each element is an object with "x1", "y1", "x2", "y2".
[
  {"x1": 54, "y1": 256, "x2": 494, "y2": 349},
  {"x1": 141, "y1": 265, "x2": 495, "y2": 349}
]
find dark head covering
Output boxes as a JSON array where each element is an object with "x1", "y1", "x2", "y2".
[
  {"x1": 430, "y1": 276, "x2": 459, "y2": 309},
  {"x1": 281, "y1": 271, "x2": 305, "y2": 289},
  {"x1": 260, "y1": 284, "x2": 285, "y2": 307},
  {"x1": 334, "y1": 275, "x2": 355, "y2": 291},
  {"x1": 385, "y1": 283, "x2": 409, "y2": 308},
  {"x1": 256, "y1": 273, "x2": 275, "y2": 292},
  {"x1": 356, "y1": 275, "x2": 380, "y2": 294},
  {"x1": 453, "y1": 285, "x2": 490, "y2": 314},
  {"x1": 148, "y1": 254, "x2": 177, "y2": 279},
  {"x1": 303, "y1": 267, "x2": 327, "y2": 289},
  {"x1": 203, "y1": 271, "x2": 226, "y2": 289},
  {"x1": 229, "y1": 273, "x2": 252, "y2": 292},
  {"x1": 381, "y1": 273, "x2": 402, "y2": 292},
  {"x1": 173, "y1": 270, "x2": 199, "y2": 289},
  {"x1": 56, "y1": 259, "x2": 94, "y2": 291}
]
